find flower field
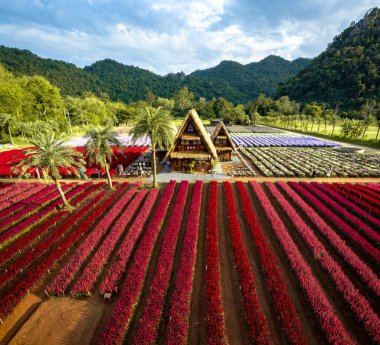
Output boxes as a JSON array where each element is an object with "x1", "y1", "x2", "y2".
[
  {"x1": 0, "y1": 180, "x2": 379, "y2": 345},
  {"x1": 241, "y1": 147, "x2": 380, "y2": 177}
]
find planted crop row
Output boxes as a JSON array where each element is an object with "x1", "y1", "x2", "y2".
[
  {"x1": 97, "y1": 180, "x2": 176, "y2": 345},
  {"x1": 47, "y1": 184, "x2": 133, "y2": 294},
  {"x1": 288, "y1": 182, "x2": 380, "y2": 261},
  {"x1": 338, "y1": 184, "x2": 380, "y2": 208},
  {"x1": 300, "y1": 182, "x2": 379, "y2": 244},
  {"x1": 0, "y1": 183, "x2": 35, "y2": 201},
  {"x1": 312, "y1": 183, "x2": 380, "y2": 231},
  {"x1": 236, "y1": 181, "x2": 306, "y2": 345},
  {"x1": 99, "y1": 188, "x2": 159, "y2": 295},
  {"x1": 267, "y1": 183, "x2": 380, "y2": 342},
  {"x1": 0, "y1": 186, "x2": 119, "y2": 320},
  {"x1": 353, "y1": 184, "x2": 380, "y2": 201},
  {"x1": 223, "y1": 181, "x2": 271, "y2": 344},
  {"x1": 134, "y1": 181, "x2": 189, "y2": 344},
  {"x1": 71, "y1": 188, "x2": 148, "y2": 295},
  {"x1": 250, "y1": 181, "x2": 354, "y2": 345},
  {"x1": 205, "y1": 181, "x2": 227, "y2": 345},
  {"x1": 166, "y1": 181, "x2": 202, "y2": 345},
  {"x1": 277, "y1": 182, "x2": 380, "y2": 297}
]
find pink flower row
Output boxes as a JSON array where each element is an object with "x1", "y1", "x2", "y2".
[
  {"x1": 333, "y1": 184, "x2": 380, "y2": 218},
  {"x1": 0, "y1": 182, "x2": 37, "y2": 201},
  {"x1": 301, "y1": 182, "x2": 379, "y2": 244},
  {"x1": 47, "y1": 184, "x2": 134, "y2": 295},
  {"x1": 268, "y1": 182, "x2": 380, "y2": 342},
  {"x1": 71, "y1": 188, "x2": 148, "y2": 295},
  {"x1": 0, "y1": 184, "x2": 92, "y2": 287},
  {"x1": 99, "y1": 188, "x2": 159, "y2": 295},
  {"x1": 0, "y1": 183, "x2": 46, "y2": 211},
  {"x1": 134, "y1": 181, "x2": 189, "y2": 344},
  {"x1": 354, "y1": 184, "x2": 380, "y2": 201},
  {"x1": 277, "y1": 182, "x2": 380, "y2": 298},
  {"x1": 97, "y1": 180, "x2": 176, "y2": 345},
  {"x1": 236, "y1": 181, "x2": 306, "y2": 345},
  {"x1": 205, "y1": 181, "x2": 227, "y2": 345},
  {"x1": 340, "y1": 183, "x2": 380, "y2": 208},
  {"x1": 0, "y1": 186, "x2": 115, "y2": 320},
  {"x1": 250, "y1": 181, "x2": 354, "y2": 345},
  {"x1": 313, "y1": 182, "x2": 380, "y2": 230},
  {"x1": 165, "y1": 181, "x2": 203, "y2": 345},
  {"x1": 224, "y1": 181, "x2": 271, "y2": 344},
  {"x1": 289, "y1": 182, "x2": 380, "y2": 261}
]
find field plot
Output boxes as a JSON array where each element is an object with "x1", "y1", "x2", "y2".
[
  {"x1": 0, "y1": 180, "x2": 379, "y2": 345},
  {"x1": 241, "y1": 147, "x2": 380, "y2": 177}
]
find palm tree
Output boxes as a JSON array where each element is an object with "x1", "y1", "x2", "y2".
[
  {"x1": 85, "y1": 126, "x2": 121, "y2": 190},
  {"x1": 13, "y1": 130, "x2": 85, "y2": 208},
  {"x1": 130, "y1": 106, "x2": 174, "y2": 188},
  {"x1": 0, "y1": 113, "x2": 17, "y2": 145}
]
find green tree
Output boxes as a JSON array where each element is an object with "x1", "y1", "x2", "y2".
[
  {"x1": 173, "y1": 87, "x2": 194, "y2": 112},
  {"x1": 130, "y1": 106, "x2": 174, "y2": 187},
  {"x1": 303, "y1": 104, "x2": 322, "y2": 131},
  {"x1": 359, "y1": 100, "x2": 377, "y2": 139},
  {"x1": 13, "y1": 130, "x2": 85, "y2": 208},
  {"x1": 85, "y1": 126, "x2": 122, "y2": 189},
  {"x1": 0, "y1": 113, "x2": 18, "y2": 144}
]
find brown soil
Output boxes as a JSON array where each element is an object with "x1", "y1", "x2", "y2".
[
  {"x1": 7, "y1": 298, "x2": 104, "y2": 345},
  {"x1": 217, "y1": 182, "x2": 251, "y2": 345},
  {"x1": 263, "y1": 183, "x2": 372, "y2": 345},
  {"x1": 187, "y1": 183, "x2": 208, "y2": 345}
]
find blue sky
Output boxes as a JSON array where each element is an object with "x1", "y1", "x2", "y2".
[{"x1": 0, "y1": 0, "x2": 378, "y2": 75}]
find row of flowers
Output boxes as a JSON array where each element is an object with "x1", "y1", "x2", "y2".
[
  {"x1": 277, "y1": 182, "x2": 380, "y2": 298},
  {"x1": 0, "y1": 184, "x2": 74, "y2": 248},
  {"x1": 165, "y1": 181, "x2": 203, "y2": 345},
  {"x1": 312, "y1": 183, "x2": 380, "y2": 231},
  {"x1": 0, "y1": 185, "x2": 116, "y2": 320},
  {"x1": 0, "y1": 183, "x2": 44, "y2": 211},
  {"x1": 99, "y1": 188, "x2": 159, "y2": 295},
  {"x1": 0, "y1": 182, "x2": 99, "y2": 265},
  {"x1": 0, "y1": 182, "x2": 38, "y2": 202},
  {"x1": 354, "y1": 184, "x2": 380, "y2": 201},
  {"x1": 205, "y1": 181, "x2": 227, "y2": 344},
  {"x1": 236, "y1": 181, "x2": 306, "y2": 345},
  {"x1": 47, "y1": 184, "x2": 133, "y2": 295},
  {"x1": 289, "y1": 182, "x2": 380, "y2": 262},
  {"x1": 0, "y1": 184, "x2": 93, "y2": 288},
  {"x1": 249, "y1": 181, "x2": 355, "y2": 344},
  {"x1": 70, "y1": 188, "x2": 148, "y2": 296},
  {"x1": 97, "y1": 180, "x2": 176, "y2": 345},
  {"x1": 331, "y1": 184, "x2": 380, "y2": 218},
  {"x1": 133, "y1": 181, "x2": 189, "y2": 344},
  {"x1": 223, "y1": 181, "x2": 271, "y2": 344},
  {"x1": 267, "y1": 182, "x2": 380, "y2": 342}
]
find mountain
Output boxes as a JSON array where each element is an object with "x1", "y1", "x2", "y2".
[
  {"x1": 279, "y1": 7, "x2": 380, "y2": 109},
  {"x1": 0, "y1": 45, "x2": 310, "y2": 104}
]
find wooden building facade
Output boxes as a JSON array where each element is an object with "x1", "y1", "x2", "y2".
[
  {"x1": 211, "y1": 121, "x2": 236, "y2": 161},
  {"x1": 165, "y1": 109, "x2": 218, "y2": 173}
]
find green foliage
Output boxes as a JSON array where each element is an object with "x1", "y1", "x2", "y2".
[{"x1": 279, "y1": 8, "x2": 380, "y2": 110}]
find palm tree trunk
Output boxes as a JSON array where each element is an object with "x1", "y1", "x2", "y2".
[
  {"x1": 152, "y1": 144, "x2": 158, "y2": 188},
  {"x1": 376, "y1": 125, "x2": 380, "y2": 141},
  {"x1": 105, "y1": 166, "x2": 113, "y2": 190},
  {"x1": 54, "y1": 178, "x2": 70, "y2": 208},
  {"x1": 8, "y1": 127, "x2": 13, "y2": 145}
]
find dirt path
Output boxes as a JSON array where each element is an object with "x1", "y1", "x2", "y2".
[
  {"x1": 263, "y1": 184, "x2": 372, "y2": 345},
  {"x1": 187, "y1": 183, "x2": 208, "y2": 345},
  {"x1": 217, "y1": 182, "x2": 251, "y2": 345}
]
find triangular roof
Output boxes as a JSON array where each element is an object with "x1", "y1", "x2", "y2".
[
  {"x1": 165, "y1": 109, "x2": 218, "y2": 160},
  {"x1": 211, "y1": 121, "x2": 236, "y2": 151}
]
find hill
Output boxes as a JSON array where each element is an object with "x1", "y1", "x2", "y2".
[
  {"x1": 0, "y1": 46, "x2": 309, "y2": 104},
  {"x1": 279, "y1": 7, "x2": 380, "y2": 109}
]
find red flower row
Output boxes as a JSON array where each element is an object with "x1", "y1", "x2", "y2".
[
  {"x1": 205, "y1": 181, "x2": 227, "y2": 345},
  {"x1": 165, "y1": 181, "x2": 202, "y2": 345},
  {"x1": 354, "y1": 184, "x2": 380, "y2": 201},
  {"x1": 97, "y1": 180, "x2": 176, "y2": 345},
  {"x1": 47, "y1": 184, "x2": 133, "y2": 295},
  {"x1": 312, "y1": 182, "x2": 380, "y2": 232},
  {"x1": 277, "y1": 182, "x2": 380, "y2": 298},
  {"x1": 268, "y1": 182, "x2": 380, "y2": 342},
  {"x1": 289, "y1": 182, "x2": 380, "y2": 261},
  {"x1": 71, "y1": 188, "x2": 148, "y2": 295},
  {"x1": 339, "y1": 183, "x2": 380, "y2": 208},
  {"x1": 133, "y1": 181, "x2": 189, "y2": 344},
  {"x1": 223, "y1": 182, "x2": 271, "y2": 344},
  {"x1": 250, "y1": 181, "x2": 354, "y2": 345},
  {"x1": 0, "y1": 183, "x2": 44, "y2": 211},
  {"x1": 0, "y1": 182, "x2": 38, "y2": 202},
  {"x1": 236, "y1": 181, "x2": 306, "y2": 345},
  {"x1": 99, "y1": 188, "x2": 159, "y2": 295}
]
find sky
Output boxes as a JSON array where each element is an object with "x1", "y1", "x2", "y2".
[{"x1": 0, "y1": 0, "x2": 378, "y2": 75}]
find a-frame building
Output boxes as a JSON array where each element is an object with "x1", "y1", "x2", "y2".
[
  {"x1": 211, "y1": 121, "x2": 235, "y2": 161},
  {"x1": 165, "y1": 109, "x2": 218, "y2": 172}
]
